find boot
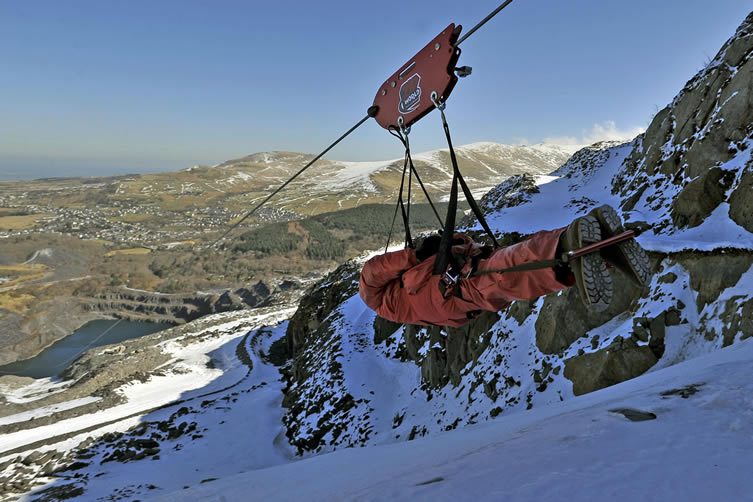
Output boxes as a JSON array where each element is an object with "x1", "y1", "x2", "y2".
[
  {"x1": 588, "y1": 205, "x2": 651, "y2": 286},
  {"x1": 560, "y1": 214, "x2": 613, "y2": 311}
]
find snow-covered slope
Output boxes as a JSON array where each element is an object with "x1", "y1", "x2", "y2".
[
  {"x1": 162, "y1": 337, "x2": 753, "y2": 501},
  {"x1": 1, "y1": 308, "x2": 297, "y2": 501}
]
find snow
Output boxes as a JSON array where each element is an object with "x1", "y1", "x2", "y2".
[
  {"x1": 460, "y1": 141, "x2": 585, "y2": 157},
  {"x1": 160, "y1": 338, "x2": 753, "y2": 502},
  {"x1": 0, "y1": 308, "x2": 294, "y2": 457},
  {"x1": 31, "y1": 322, "x2": 296, "y2": 500},
  {"x1": 330, "y1": 160, "x2": 393, "y2": 191},
  {"x1": 476, "y1": 143, "x2": 632, "y2": 235},
  {"x1": 307, "y1": 141, "x2": 572, "y2": 193},
  {"x1": 221, "y1": 171, "x2": 254, "y2": 184},
  {"x1": 0, "y1": 378, "x2": 71, "y2": 404},
  {"x1": 0, "y1": 364, "x2": 220, "y2": 455},
  {"x1": 0, "y1": 397, "x2": 102, "y2": 427},
  {"x1": 639, "y1": 203, "x2": 753, "y2": 252},
  {"x1": 534, "y1": 174, "x2": 558, "y2": 185}
]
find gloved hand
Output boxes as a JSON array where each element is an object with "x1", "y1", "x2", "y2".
[{"x1": 416, "y1": 234, "x2": 442, "y2": 261}]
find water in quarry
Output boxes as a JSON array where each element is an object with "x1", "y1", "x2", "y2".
[{"x1": 0, "y1": 319, "x2": 171, "y2": 379}]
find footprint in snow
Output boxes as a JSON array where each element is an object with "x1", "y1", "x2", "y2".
[
  {"x1": 660, "y1": 383, "x2": 704, "y2": 399},
  {"x1": 608, "y1": 408, "x2": 657, "y2": 422}
]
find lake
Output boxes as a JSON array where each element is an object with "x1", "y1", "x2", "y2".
[{"x1": 0, "y1": 319, "x2": 172, "y2": 379}]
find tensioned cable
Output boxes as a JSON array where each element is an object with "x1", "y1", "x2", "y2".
[
  {"x1": 208, "y1": 0, "x2": 517, "y2": 250},
  {"x1": 209, "y1": 108, "x2": 377, "y2": 249},
  {"x1": 455, "y1": 0, "x2": 515, "y2": 47}
]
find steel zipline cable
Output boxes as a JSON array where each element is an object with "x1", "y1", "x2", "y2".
[
  {"x1": 208, "y1": 107, "x2": 378, "y2": 248},
  {"x1": 208, "y1": 0, "x2": 515, "y2": 249},
  {"x1": 455, "y1": 0, "x2": 514, "y2": 46}
]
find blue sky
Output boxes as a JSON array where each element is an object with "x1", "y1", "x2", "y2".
[{"x1": 1, "y1": 1, "x2": 751, "y2": 179}]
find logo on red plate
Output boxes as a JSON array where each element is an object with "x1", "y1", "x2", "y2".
[{"x1": 398, "y1": 73, "x2": 422, "y2": 114}]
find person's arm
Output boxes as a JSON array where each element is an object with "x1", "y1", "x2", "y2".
[{"x1": 359, "y1": 248, "x2": 418, "y2": 311}]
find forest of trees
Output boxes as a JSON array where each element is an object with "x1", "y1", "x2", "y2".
[
  {"x1": 229, "y1": 202, "x2": 461, "y2": 261},
  {"x1": 233, "y1": 222, "x2": 302, "y2": 255},
  {"x1": 143, "y1": 202, "x2": 470, "y2": 292}
]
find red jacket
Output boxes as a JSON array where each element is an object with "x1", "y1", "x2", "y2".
[{"x1": 359, "y1": 229, "x2": 571, "y2": 327}]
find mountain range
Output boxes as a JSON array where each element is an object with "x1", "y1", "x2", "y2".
[{"x1": 209, "y1": 142, "x2": 577, "y2": 213}]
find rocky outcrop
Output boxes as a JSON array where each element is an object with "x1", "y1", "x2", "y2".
[
  {"x1": 535, "y1": 269, "x2": 644, "y2": 355},
  {"x1": 286, "y1": 262, "x2": 360, "y2": 359},
  {"x1": 385, "y1": 311, "x2": 504, "y2": 390},
  {"x1": 477, "y1": 173, "x2": 540, "y2": 214},
  {"x1": 615, "y1": 12, "x2": 753, "y2": 234},
  {"x1": 564, "y1": 337, "x2": 658, "y2": 396},
  {"x1": 81, "y1": 282, "x2": 271, "y2": 325}
]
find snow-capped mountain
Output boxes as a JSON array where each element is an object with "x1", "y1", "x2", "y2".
[{"x1": 211, "y1": 142, "x2": 576, "y2": 211}]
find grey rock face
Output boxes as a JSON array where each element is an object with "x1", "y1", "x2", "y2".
[
  {"x1": 535, "y1": 271, "x2": 642, "y2": 355},
  {"x1": 615, "y1": 12, "x2": 753, "y2": 234},
  {"x1": 729, "y1": 169, "x2": 753, "y2": 231},
  {"x1": 564, "y1": 338, "x2": 658, "y2": 396},
  {"x1": 285, "y1": 261, "x2": 360, "y2": 359}
]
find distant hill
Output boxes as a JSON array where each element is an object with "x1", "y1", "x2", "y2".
[
  {"x1": 0, "y1": 142, "x2": 576, "y2": 245},
  {"x1": 208, "y1": 142, "x2": 577, "y2": 215}
]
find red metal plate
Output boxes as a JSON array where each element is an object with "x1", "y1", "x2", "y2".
[{"x1": 372, "y1": 24, "x2": 462, "y2": 130}]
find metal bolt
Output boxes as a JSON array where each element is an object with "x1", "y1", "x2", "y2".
[
  {"x1": 435, "y1": 43, "x2": 441, "y2": 50},
  {"x1": 391, "y1": 81, "x2": 396, "y2": 88},
  {"x1": 381, "y1": 89, "x2": 386, "y2": 96}
]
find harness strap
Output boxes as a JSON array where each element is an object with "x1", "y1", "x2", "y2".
[
  {"x1": 384, "y1": 145, "x2": 414, "y2": 251},
  {"x1": 385, "y1": 125, "x2": 449, "y2": 252},
  {"x1": 390, "y1": 127, "x2": 444, "y2": 226},
  {"x1": 432, "y1": 94, "x2": 500, "y2": 283}
]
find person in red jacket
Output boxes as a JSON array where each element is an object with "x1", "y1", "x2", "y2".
[{"x1": 359, "y1": 205, "x2": 650, "y2": 327}]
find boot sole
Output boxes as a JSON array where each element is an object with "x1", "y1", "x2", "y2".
[
  {"x1": 594, "y1": 205, "x2": 652, "y2": 286},
  {"x1": 576, "y1": 215, "x2": 613, "y2": 311}
]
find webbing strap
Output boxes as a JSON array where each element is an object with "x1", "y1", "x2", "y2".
[
  {"x1": 385, "y1": 147, "x2": 414, "y2": 250},
  {"x1": 432, "y1": 96, "x2": 500, "y2": 276},
  {"x1": 406, "y1": 144, "x2": 413, "y2": 226},
  {"x1": 399, "y1": 156, "x2": 414, "y2": 248},
  {"x1": 385, "y1": 126, "x2": 447, "y2": 252},
  {"x1": 473, "y1": 258, "x2": 561, "y2": 276},
  {"x1": 390, "y1": 127, "x2": 444, "y2": 226},
  {"x1": 433, "y1": 161, "x2": 460, "y2": 275}
]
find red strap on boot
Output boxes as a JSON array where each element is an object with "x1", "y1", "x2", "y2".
[
  {"x1": 563, "y1": 230, "x2": 638, "y2": 262},
  {"x1": 372, "y1": 24, "x2": 462, "y2": 130}
]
